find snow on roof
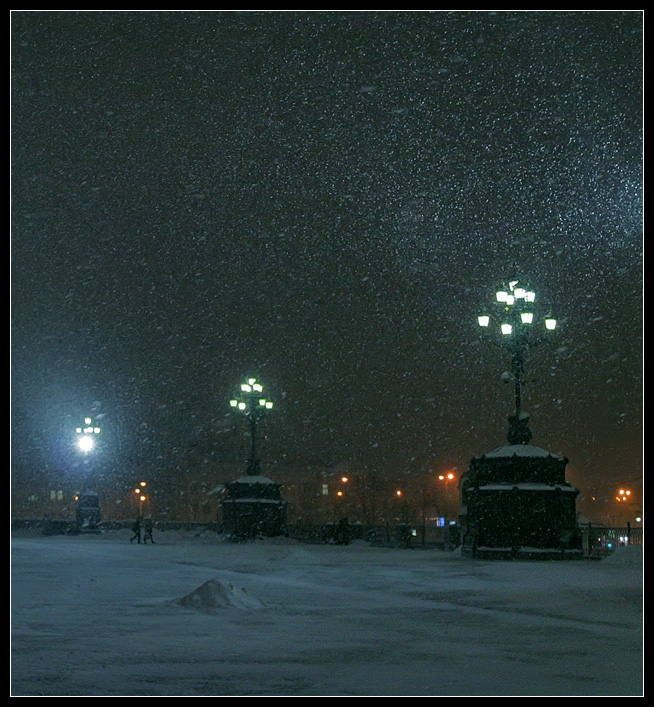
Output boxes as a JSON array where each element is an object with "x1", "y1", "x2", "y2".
[
  {"x1": 476, "y1": 483, "x2": 578, "y2": 492},
  {"x1": 480, "y1": 444, "x2": 565, "y2": 460},
  {"x1": 231, "y1": 475, "x2": 278, "y2": 485},
  {"x1": 222, "y1": 498, "x2": 285, "y2": 504}
]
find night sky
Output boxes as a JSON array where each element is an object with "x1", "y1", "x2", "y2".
[{"x1": 11, "y1": 11, "x2": 642, "y2": 517}]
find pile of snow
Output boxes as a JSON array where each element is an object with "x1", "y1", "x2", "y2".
[
  {"x1": 600, "y1": 543, "x2": 643, "y2": 568},
  {"x1": 175, "y1": 578, "x2": 267, "y2": 611}
]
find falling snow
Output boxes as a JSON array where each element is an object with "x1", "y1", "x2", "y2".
[
  {"x1": 11, "y1": 11, "x2": 644, "y2": 696},
  {"x1": 12, "y1": 12, "x2": 642, "y2": 506}
]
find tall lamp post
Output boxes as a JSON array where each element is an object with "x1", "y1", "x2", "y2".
[
  {"x1": 477, "y1": 278, "x2": 557, "y2": 444},
  {"x1": 462, "y1": 279, "x2": 581, "y2": 559},
  {"x1": 438, "y1": 471, "x2": 456, "y2": 518},
  {"x1": 223, "y1": 377, "x2": 286, "y2": 538},
  {"x1": 230, "y1": 377, "x2": 274, "y2": 476},
  {"x1": 74, "y1": 417, "x2": 102, "y2": 528},
  {"x1": 134, "y1": 481, "x2": 148, "y2": 516},
  {"x1": 75, "y1": 417, "x2": 101, "y2": 488}
]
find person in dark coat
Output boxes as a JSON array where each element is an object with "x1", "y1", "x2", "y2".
[
  {"x1": 143, "y1": 517, "x2": 155, "y2": 544},
  {"x1": 334, "y1": 517, "x2": 351, "y2": 545},
  {"x1": 130, "y1": 516, "x2": 142, "y2": 543}
]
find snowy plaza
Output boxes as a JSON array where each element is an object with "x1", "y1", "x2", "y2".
[{"x1": 11, "y1": 528, "x2": 643, "y2": 696}]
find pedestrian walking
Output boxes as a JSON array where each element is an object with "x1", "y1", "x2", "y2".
[
  {"x1": 130, "y1": 516, "x2": 142, "y2": 544},
  {"x1": 143, "y1": 517, "x2": 155, "y2": 544}
]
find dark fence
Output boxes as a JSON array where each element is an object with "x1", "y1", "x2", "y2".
[
  {"x1": 12, "y1": 518, "x2": 642, "y2": 558},
  {"x1": 11, "y1": 518, "x2": 448, "y2": 547},
  {"x1": 579, "y1": 524, "x2": 643, "y2": 558},
  {"x1": 11, "y1": 518, "x2": 221, "y2": 536}
]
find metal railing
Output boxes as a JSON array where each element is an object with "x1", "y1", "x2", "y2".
[
  {"x1": 579, "y1": 524, "x2": 643, "y2": 558},
  {"x1": 12, "y1": 518, "x2": 642, "y2": 558}
]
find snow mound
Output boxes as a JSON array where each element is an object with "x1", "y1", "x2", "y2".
[
  {"x1": 176, "y1": 579, "x2": 266, "y2": 611},
  {"x1": 601, "y1": 544, "x2": 643, "y2": 568}
]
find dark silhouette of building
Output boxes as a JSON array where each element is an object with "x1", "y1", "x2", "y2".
[
  {"x1": 460, "y1": 439, "x2": 582, "y2": 559},
  {"x1": 220, "y1": 475, "x2": 287, "y2": 539}
]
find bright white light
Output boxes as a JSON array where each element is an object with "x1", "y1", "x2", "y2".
[
  {"x1": 241, "y1": 384, "x2": 252, "y2": 392},
  {"x1": 509, "y1": 281, "x2": 519, "y2": 291},
  {"x1": 545, "y1": 318, "x2": 557, "y2": 330},
  {"x1": 514, "y1": 287, "x2": 526, "y2": 299},
  {"x1": 253, "y1": 384, "x2": 263, "y2": 392},
  {"x1": 477, "y1": 315, "x2": 490, "y2": 327},
  {"x1": 524, "y1": 291, "x2": 536, "y2": 302},
  {"x1": 501, "y1": 323, "x2": 513, "y2": 335},
  {"x1": 248, "y1": 378, "x2": 256, "y2": 385},
  {"x1": 505, "y1": 295, "x2": 515, "y2": 305},
  {"x1": 238, "y1": 402, "x2": 247, "y2": 410},
  {"x1": 230, "y1": 399, "x2": 238, "y2": 407},
  {"x1": 77, "y1": 435, "x2": 94, "y2": 453},
  {"x1": 496, "y1": 291, "x2": 508, "y2": 302},
  {"x1": 259, "y1": 399, "x2": 267, "y2": 406},
  {"x1": 521, "y1": 312, "x2": 534, "y2": 324},
  {"x1": 265, "y1": 402, "x2": 273, "y2": 409}
]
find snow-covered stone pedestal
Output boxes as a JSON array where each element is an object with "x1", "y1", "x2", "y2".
[
  {"x1": 75, "y1": 490, "x2": 102, "y2": 533},
  {"x1": 460, "y1": 443, "x2": 583, "y2": 560},
  {"x1": 220, "y1": 475, "x2": 287, "y2": 540}
]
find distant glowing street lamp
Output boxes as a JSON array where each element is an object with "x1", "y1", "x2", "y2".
[
  {"x1": 438, "y1": 471, "x2": 457, "y2": 517},
  {"x1": 438, "y1": 471, "x2": 456, "y2": 490},
  {"x1": 477, "y1": 278, "x2": 558, "y2": 444},
  {"x1": 134, "y1": 481, "x2": 148, "y2": 514},
  {"x1": 74, "y1": 416, "x2": 101, "y2": 487},
  {"x1": 76, "y1": 417, "x2": 101, "y2": 454},
  {"x1": 229, "y1": 377, "x2": 274, "y2": 476},
  {"x1": 615, "y1": 488, "x2": 632, "y2": 502}
]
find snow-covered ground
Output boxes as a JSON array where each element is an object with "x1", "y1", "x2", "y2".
[{"x1": 11, "y1": 528, "x2": 643, "y2": 696}]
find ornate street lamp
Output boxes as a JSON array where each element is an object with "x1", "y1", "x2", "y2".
[
  {"x1": 74, "y1": 416, "x2": 102, "y2": 528},
  {"x1": 462, "y1": 279, "x2": 582, "y2": 559},
  {"x1": 229, "y1": 377, "x2": 274, "y2": 476},
  {"x1": 477, "y1": 278, "x2": 557, "y2": 444},
  {"x1": 75, "y1": 417, "x2": 101, "y2": 453},
  {"x1": 222, "y1": 377, "x2": 286, "y2": 538}
]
